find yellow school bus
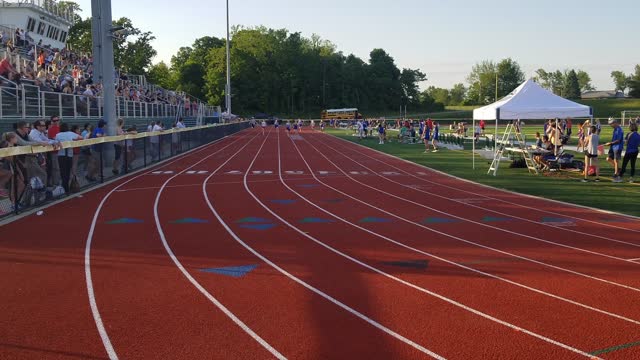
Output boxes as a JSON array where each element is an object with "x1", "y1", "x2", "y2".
[{"x1": 321, "y1": 108, "x2": 361, "y2": 120}]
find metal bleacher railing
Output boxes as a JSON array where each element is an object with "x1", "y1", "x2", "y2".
[
  {"x1": 0, "y1": 121, "x2": 250, "y2": 219},
  {"x1": 0, "y1": 80, "x2": 220, "y2": 121}
]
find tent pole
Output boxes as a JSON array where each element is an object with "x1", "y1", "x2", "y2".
[
  {"x1": 472, "y1": 118, "x2": 476, "y2": 169},
  {"x1": 555, "y1": 118, "x2": 559, "y2": 156}
]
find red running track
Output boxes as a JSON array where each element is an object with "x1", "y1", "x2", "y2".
[{"x1": 2, "y1": 127, "x2": 640, "y2": 359}]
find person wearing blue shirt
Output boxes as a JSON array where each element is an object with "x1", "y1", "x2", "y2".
[
  {"x1": 605, "y1": 117, "x2": 624, "y2": 182},
  {"x1": 619, "y1": 122, "x2": 639, "y2": 182},
  {"x1": 431, "y1": 122, "x2": 440, "y2": 152}
]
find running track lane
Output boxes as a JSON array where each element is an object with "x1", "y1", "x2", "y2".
[
  {"x1": 301, "y1": 133, "x2": 640, "y2": 316},
  {"x1": 241, "y1": 130, "x2": 597, "y2": 359},
  {"x1": 0, "y1": 132, "x2": 270, "y2": 359},
  {"x1": 278, "y1": 131, "x2": 640, "y2": 359},
  {"x1": 85, "y1": 131, "x2": 280, "y2": 359},
  {"x1": 197, "y1": 128, "x2": 439, "y2": 359},
  {"x1": 315, "y1": 134, "x2": 640, "y2": 255},
  {"x1": 306, "y1": 133, "x2": 640, "y2": 291},
  {"x1": 321, "y1": 133, "x2": 640, "y2": 237}
]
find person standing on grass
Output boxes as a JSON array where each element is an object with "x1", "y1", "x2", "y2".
[
  {"x1": 582, "y1": 125, "x2": 600, "y2": 182},
  {"x1": 377, "y1": 122, "x2": 385, "y2": 144},
  {"x1": 619, "y1": 122, "x2": 639, "y2": 183},
  {"x1": 605, "y1": 117, "x2": 624, "y2": 182},
  {"x1": 422, "y1": 121, "x2": 431, "y2": 152},
  {"x1": 431, "y1": 121, "x2": 440, "y2": 152}
]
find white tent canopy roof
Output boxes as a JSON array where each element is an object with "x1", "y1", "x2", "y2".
[{"x1": 473, "y1": 79, "x2": 592, "y2": 120}]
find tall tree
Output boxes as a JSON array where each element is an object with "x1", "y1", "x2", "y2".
[
  {"x1": 628, "y1": 65, "x2": 640, "y2": 98},
  {"x1": 576, "y1": 70, "x2": 595, "y2": 92},
  {"x1": 465, "y1": 60, "x2": 497, "y2": 105},
  {"x1": 147, "y1": 61, "x2": 175, "y2": 89},
  {"x1": 564, "y1": 70, "x2": 581, "y2": 99},
  {"x1": 449, "y1": 83, "x2": 466, "y2": 106},
  {"x1": 535, "y1": 69, "x2": 551, "y2": 89},
  {"x1": 427, "y1": 87, "x2": 450, "y2": 106},
  {"x1": 67, "y1": 17, "x2": 92, "y2": 53},
  {"x1": 611, "y1": 70, "x2": 630, "y2": 92},
  {"x1": 496, "y1": 58, "x2": 525, "y2": 99}
]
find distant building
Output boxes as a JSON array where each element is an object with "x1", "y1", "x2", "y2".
[
  {"x1": 581, "y1": 90, "x2": 626, "y2": 99},
  {"x1": 0, "y1": 0, "x2": 74, "y2": 50}
]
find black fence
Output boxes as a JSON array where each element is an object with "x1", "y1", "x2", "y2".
[{"x1": 0, "y1": 122, "x2": 249, "y2": 219}]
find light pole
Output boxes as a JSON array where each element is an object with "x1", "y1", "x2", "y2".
[
  {"x1": 91, "y1": 0, "x2": 117, "y2": 136},
  {"x1": 225, "y1": 0, "x2": 231, "y2": 116}
]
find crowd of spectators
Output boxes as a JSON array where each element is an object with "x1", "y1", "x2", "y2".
[{"x1": 1, "y1": 27, "x2": 201, "y2": 114}]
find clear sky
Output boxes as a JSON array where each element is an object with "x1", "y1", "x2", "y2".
[{"x1": 75, "y1": 0, "x2": 639, "y2": 91}]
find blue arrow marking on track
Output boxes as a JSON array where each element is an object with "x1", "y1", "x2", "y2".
[
  {"x1": 236, "y1": 217, "x2": 271, "y2": 223},
  {"x1": 106, "y1": 218, "x2": 144, "y2": 224},
  {"x1": 170, "y1": 218, "x2": 209, "y2": 224},
  {"x1": 360, "y1": 217, "x2": 391, "y2": 223},
  {"x1": 423, "y1": 217, "x2": 459, "y2": 224},
  {"x1": 270, "y1": 200, "x2": 297, "y2": 205},
  {"x1": 382, "y1": 260, "x2": 429, "y2": 269},
  {"x1": 300, "y1": 217, "x2": 335, "y2": 223},
  {"x1": 240, "y1": 223, "x2": 276, "y2": 230},
  {"x1": 200, "y1": 264, "x2": 258, "y2": 278}
]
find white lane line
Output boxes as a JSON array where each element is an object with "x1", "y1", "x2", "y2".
[
  {"x1": 154, "y1": 131, "x2": 286, "y2": 359},
  {"x1": 283, "y1": 135, "x2": 640, "y2": 326},
  {"x1": 301, "y1": 136, "x2": 640, "y2": 294},
  {"x1": 319, "y1": 134, "x2": 640, "y2": 252},
  {"x1": 307, "y1": 136, "x2": 640, "y2": 292},
  {"x1": 85, "y1": 134, "x2": 239, "y2": 360},
  {"x1": 202, "y1": 132, "x2": 446, "y2": 360},
  {"x1": 327, "y1": 134, "x2": 640, "y2": 233},
  {"x1": 238, "y1": 129, "x2": 601, "y2": 359},
  {"x1": 308, "y1": 135, "x2": 637, "y2": 264}
]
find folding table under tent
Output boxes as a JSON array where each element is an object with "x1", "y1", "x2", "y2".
[{"x1": 472, "y1": 79, "x2": 592, "y2": 175}]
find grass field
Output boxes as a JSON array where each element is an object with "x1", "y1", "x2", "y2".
[{"x1": 326, "y1": 128, "x2": 640, "y2": 217}]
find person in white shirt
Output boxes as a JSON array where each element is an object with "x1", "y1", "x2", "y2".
[
  {"x1": 150, "y1": 121, "x2": 163, "y2": 160},
  {"x1": 55, "y1": 123, "x2": 82, "y2": 193},
  {"x1": 582, "y1": 125, "x2": 600, "y2": 182},
  {"x1": 261, "y1": 120, "x2": 267, "y2": 135}
]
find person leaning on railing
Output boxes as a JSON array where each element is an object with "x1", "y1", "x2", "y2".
[
  {"x1": 15, "y1": 121, "x2": 52, "y2": 190},
  {"x1": 0, "y1": 133, "x2": 26, "y2": 213},
  {"x1": 54, "y1": 123, "x2": 83, "y2": 193}
]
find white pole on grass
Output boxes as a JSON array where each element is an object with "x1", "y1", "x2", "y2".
[
  {"x1": 472, "y1": 117, "x2": 476, "y2": 169},
  {"x1": 554, "y1": 118, "x2": 559, "y2": 156}
]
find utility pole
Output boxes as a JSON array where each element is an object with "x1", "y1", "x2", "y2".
[
  {"x1": 91, "y1": 0, "x2": 116, "y2": 136},
  {"x1": 225, "y1": 0, "x2": 232, "y2": 116}
]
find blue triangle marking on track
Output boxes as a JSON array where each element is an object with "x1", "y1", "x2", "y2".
[
  {"x1": 270, "y1": 200, "x2": 297, "y2": 205},
  {"x1": 423, "y1": 217, "x2": 459, "y2": 224},
  {"x1": 542, "y1": 217, "x2": 572, "y2": 223},
  {"x1": 300, "y1": 217, "x2": 335, "y2": 223},
  {"x1": 200, "y1": 264, "x2": 258, "y2": 278},
  {"x1": 360, "y1": 217, "x2": 392, "y2": 223},
  {"x1": 297, "y1": 184, "x2": 319, "y2": 188},
  {"x1": 236, "y1": 217, "x2": 271, "y2": 223},
  {"x1": 170, "y1": 218, "x2": 209, "y2": 224},
  {"x1": 382, "y1": 260, "x2": 429, "y2": 269},
  {"x1": 482, "y1": 216, "x2": 513, "y2": 223},
  {"x1": 240, "y1": 223, "x2": 276, "y2": 230},
  {"x1": 106, "y1": 218, "x2": 144, "y2": 224}
]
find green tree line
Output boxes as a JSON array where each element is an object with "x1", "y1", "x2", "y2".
[{"x1": 65, "y1": 3, "x2": 640, "y2": 115}]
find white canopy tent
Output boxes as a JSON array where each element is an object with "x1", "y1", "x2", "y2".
[{"x1": 471, "y1": 79, "x2": 592, "y2": 170}]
